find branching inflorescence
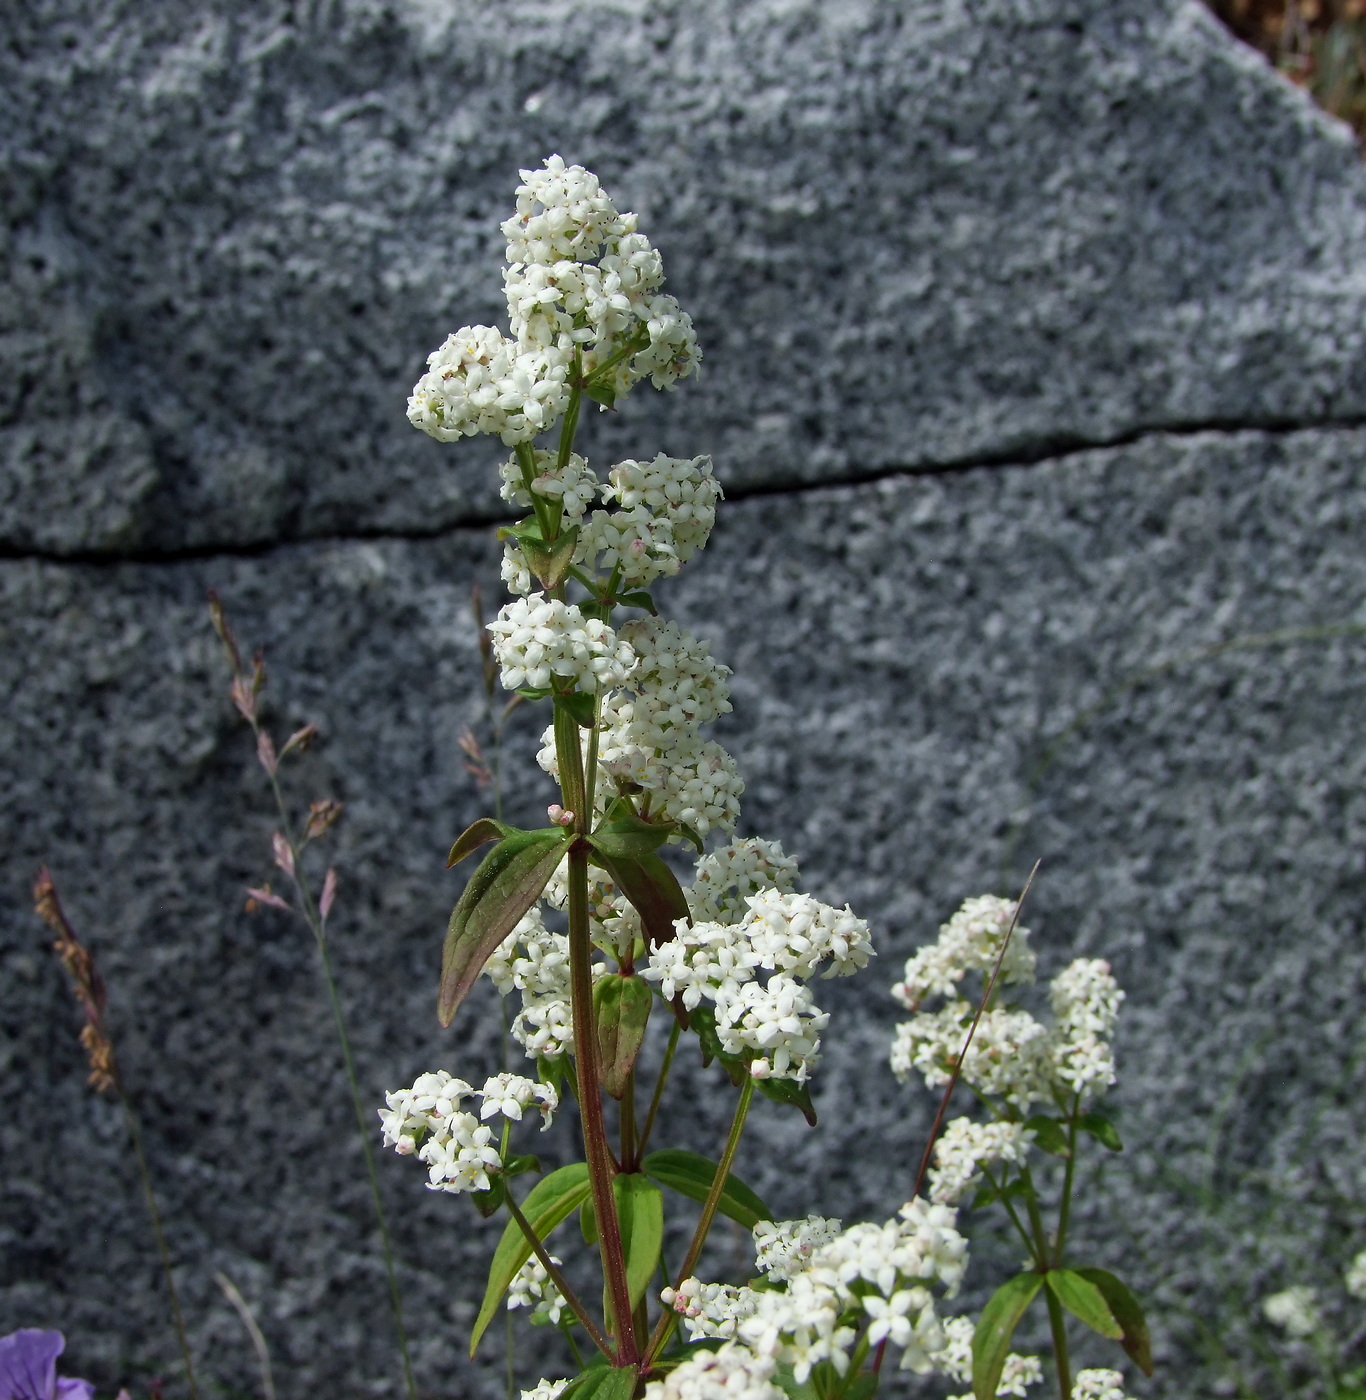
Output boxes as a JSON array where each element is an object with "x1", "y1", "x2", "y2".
[{"x1": 382, "y1": 157, "x2": 1152, "y2": 1400}]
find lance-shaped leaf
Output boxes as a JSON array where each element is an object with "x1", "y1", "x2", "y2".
[
  {"x1": 561, "y1": 1367, "x2": 636, "y2": 1400},
  {"x1": 1024, "y1": 1114, "x2": 1071, "y2": 1157},
  {"x1": 1077, "y1": 1111, "x2": 1123, "y2": 1152},
  {"x1": 642, "y1": 1148, "x2": 772, "y2": 1230},
  {"x1": 754, "y1": 1074, "x2": 818, "y2": 1127},
  {"x1": 973, "y1": 1272, "x2": 1043, "y2": 1400},
  {"x1": 470, "y1": 1163, "x2": 590, "y2": 1355},
  {"x1": 446, "y1": 817, "x2": 523, "y2": 869},
  {"x1": 614, "y1": 1173, "x2": 665, "y2": 1310},
  {"x1": 593, "y1": 973, "x2": 653, "y2": 1099},
  {"x1": 520, "y1": 524, "x2": 582, "y2": 592},
  {"x1": 440, "y1": 829, "x2": 572, "y2": 1026},
  {"x1": 1073, "y1": 1268, "x2": 1153, "y2": 1374},
  {"x1": 588, "y1": 810, "x2": 674, "y2": 862},
  {"x1": 1045, "y1": 1269, "x2": 1123, "y2": 1340},
  {"x1": 591, "y1": 849, "x2": 690, "y2": 948}
]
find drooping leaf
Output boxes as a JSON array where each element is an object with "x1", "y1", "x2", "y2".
[
  {"x1": 1045, "y1": 1269, "x2": 1123, "y2": 1340},
  {"x1": 1077, "y1": 1111, "x2": 1123, "y2": 1152},
  {"x1": 754, "y1": 1074, "x2": 818, "y2": 1127},
  {"x1": 469, "y1": 1177, "x2": 506, "y2": 1218},
  {"x1": 1073, "y1": 1268, "x2": 1153, "y2": 1374},
  {"x1": 969, "y1": 1178, "x2": 1030, "y2": 1211},
  {"x1": 592, "y1": 849, "x2": 691, "y2": 948},
  {"x1": 972, "y1": 1272, "x2": 1043, "y2": 1400},
  {"x1": 642, "y1": 1148, "x2": 772, "y2": 1230},
  {"x1": 582, "y1": 379, "x2": 617, "y2": 409},
  {"x1": 557, "y1": 689, "x2": 598, "y2": 729},
  {"x1": 614, "y1": 1173, "x2": 665, "y2": 1310},
  {"x1": 616, "y1": 589, "x2": 657, "y2": 614},
  {"x1": 470, "y1": 1163, "x2": 591, "y2": 1355},
  {"x1": 588, "y1": 813, "x2": 674, "y2": 861},
  {"x1": 440, "y1": 830, "x2": 572, "y2": 1026},
  {"x1": 593, "y1": 973, "x2": 653, "y2": 1099},
  {"x1": 446, "y1": 817, "x2": 521, "y2": 869},
  {"x1": 1024, "y1": 1115, "x2": 1071, "y2": 1157}
]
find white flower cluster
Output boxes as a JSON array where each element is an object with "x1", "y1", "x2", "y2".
[
  {"x1": 889, "y1": 895, "x2": 1126, "y2": 1110},
  {"x1": 928, "y1": 1118, "x2": 1034, "y2": 1206},
  {"x1": 934, "y1": 1315, "x2": 1042, "y2": 1399},
  {"x1": 506, "y1": 1254, "x2": 566, "y2": 1325},
  {"x1": 576, "y1": 455, "x2": 722, "y2": 586},
  {"x1": 407, "y1": 326, "x2": 571, "y2": 447},
  {"x1": 483, "y1": 906, "x2": 578, "y2": 1058},
  {"x1": 520, "y1": 1381, "x2": 569, "y2": 1400},
  {"x1": 643, "y1": 1344, "x2": 781, "y2": 1400},
  {"x1": 1072, "y1": 1370, "x2": 1137, "y2": 1400},
  {"x1": 890, "y1": 895, "x2": 1034, "y2": 1011},
  {"x1": 663, "y1": 1199, "x2": 968, "y2": 1385},
  {"x1": 1347, "y1": 1250, "x2": 1366, "y2": 1299},
  {"x1": 1263, "y1": 1285, "x2": 1321, "y2": 1338},
  {"x1": 644, "y1": 889, "x2": 873, "y2": 1081},
  {"x1": 1048, "y1": 958, "x2": 1124, "y2": 1098},
  {"x1": 488, "y1": 593, "x2": 636, "y2": 694},
  {"x1": 377, "y1": 1070, "x2": 555, "y2": 1194},
  {"x1": 411, "y1": 158, "x2": 699, "y2": 451},
  {"x1": 501, "y1": 155, "x2": 700, "y2": 393},
  {"x1": 539, "y1": 619, "x2": 744, "y2": 839},
  {"x1": 752, "y1": 1215, "x2": 843, "y2": 1282},
  {"x1": 689, "y1": 838, "x2": 801, "y2": 926}
]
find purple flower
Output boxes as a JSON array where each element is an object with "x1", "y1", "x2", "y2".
[{"x1": 0, "y1": 1331, "x2": 94, "y2": 1400}]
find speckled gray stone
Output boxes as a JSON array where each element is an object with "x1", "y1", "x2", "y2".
[
  {"x1": 2, "y1": 426, "x2": 1365, "y2": 1399},
  {"x1": 6, "y1": 0, "x2": 1366, "y2": 555}
]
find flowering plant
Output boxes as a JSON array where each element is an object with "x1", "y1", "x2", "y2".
[{"x1": 383, "y1": 157, "x2": 1153, "y2": 1400}]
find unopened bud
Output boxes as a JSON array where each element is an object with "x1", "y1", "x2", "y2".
[{"x1": 547, "y1": 804, "x2": 575, "y2": 828}]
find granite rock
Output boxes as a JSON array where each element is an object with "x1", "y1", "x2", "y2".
[{"x1": 5, "y1": 0, "x2": 1366, "y2": 555}]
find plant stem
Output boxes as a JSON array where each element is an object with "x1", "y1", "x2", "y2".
[
  {"x1": 643, "y1": 1076, "x2": 755, "y2": 1367},
  {"x1": 264, "y1": 768, "x2": 417, "y2": 1400},
  {"x1": 121, "y1": 1095, "x2": 201, "y2": 1400},
  {"x1": 504, "y1": 1193, "x2": 613, "y2": 1359},
  {"x1": 979, "y1": 1164, "x2": 1040, "y2": 1263},
  {"x1": 636, "y1": 1021, "x2": 680, "y2": 1161},
  {"x1": 620, "y1": 1069, "x2": 637, "y2": 1172},
  {"x1": 516, "y1": 442, "x2": 556, "y2": 540},
  {"x1": 1053, "y1": 1095, "x2": 1081, "y2": 1267},
  {"x1": 556, "y1": 385, "x2": 583, "y2": 473},
  {"x1": 1044, "y1": 1283, "x2": 1073, "y2": 1400}
]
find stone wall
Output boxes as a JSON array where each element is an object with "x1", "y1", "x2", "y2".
[{"x1": 4, "y1": 1, "x2": 1366, "y2": 1396}]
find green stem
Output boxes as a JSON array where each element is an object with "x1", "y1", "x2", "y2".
[
  {"x1": 120, "y1": 1095, "x2": 200, "y2": 1400},
  {"x1": 1044, "y1": 1283, "x2": 1073, "y2": 1400},
  {"x1": 643, "y1": 1076, "x2": 756, "y2": 1367},
  {"x1": 1019, "y1": 1165, "x2": 1053, "y2": 1264},
  {"x1": 621, "y1": 1068, "x2": 637, "y2": 1172},
  {"x1": 263, "y1": 764, "x2": 417, "y2": 1400},
  {"x1": 1053, "y1": 1096, "x2": 1081, "y2": 1267},
  {"x1": 979, "y1": 1163, "x2": 1040, "y2": 1263},
  {"x1": 503, "y1": 1192, "x2": 612, "y2": 1359},
  {"x1": 556, "y1": 385, "x2": 583, "y2": 473},
  {"x1": 636, "y1": 1021, "x2": 680, "y2": 1161}
]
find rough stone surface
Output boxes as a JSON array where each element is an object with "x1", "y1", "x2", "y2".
[
  {"x1": 6, "y1": 0, "x2": 1366, "y2": 554},
  {"x1": 3, "y1": 426, "x2": 1365, "y2": 1399}
]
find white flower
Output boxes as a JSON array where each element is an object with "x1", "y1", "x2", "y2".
[
  {"x1": 742, "y1": 889, "x2": 874, "y2": 980},
  {"x1": 643, "y1": 1343, "x2": 781, "y2": 1400},
  {"x1": 1346, "y1": 1249, "x2": 1366, "y2": 1299},
  {"x1": 377, "y1": 1070, "x2": 475, "y2": 1154},
  {"x1": 1048, "y1": 959, "x2": 1124, "y2": 1099},
  {"x1": 1072, "y1": 1369, "x2": 1134, "y2": 1400},
  {"x1": 1263, "y1": 1285, "x2": 1321, "y2": 1338},
  {"x1": 643, "y1": 919, "x2": 755, "y2": 1011},
  {"x1": 928, "y1": 1117, "x2": 1034, "y2": 1206},
  {"x1": 507, "y1": 1256, "x2": 566, "y2": 1324},
  {"x1": 595, "y1": 455, "x2": 721, "y2": 571},
  {"x1": 417, "y1": 1111, "x2": 502, "y2": 1194},
  {"x1": 661, "y1": 1278, "x2": 761, "y2": 1341},
  {"x1": 690, "y1": 838, "x2": 800, "y2": 926},
  {"x1": 890, "y1": 1001, "x2": 1050, "y2": 1109},
  {"x1": 502, "y1": 156, "x2": 626, "y2": 267},
  {"x1": 477, "y1": 1072, "x2": 558, "y2": 1129},
  {"x1": 752, "y1": 1216, "x2": 843, "y2": 1283},
  {"x1": 616, "y1": 618, "x2": 732, "y2": 731},
  {"x1": 407, "y1": 326, "x2": 571, "y2": 445},
  {"x1": 499, "y1": 449, "x2": 599, "y2": 519},
  {"x1": 520, "y1": 1380, "x2": 570, "y2": 1400},
  {"x1": 487, "y1": 592, "x2": 636, "y2": 694},
  {"x1": 715, "y1": 975, "x2": 828, "y2": 1082},
  {"x1": 891, "y1": 895, "x2": 1035, "y2": 1012},
  {"x1": 936, "y1": 1316, "x2": 1042, "y2": 1397}
]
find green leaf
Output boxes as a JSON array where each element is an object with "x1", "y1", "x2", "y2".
[
  {"x1": 1045, "y1": 1269, "x2": 1123, "y2": 1340},
  {"x1": 1024, "y1": 1115, "x2": 1071, "y2": 1157},
  {"x1": 578, "y1": 600, "x2": 613, "y2": 623},
  {"x1": 616, "y1": 589, "x2": 657, "y2": 614},
  {"x1": 588, "y1": 813, "x2": 674, "y2": 861},
  {"x1": 1073, "y1": 1268, "x2": 1153, "y2": 1375},
  {"x1": 754, "y1": 1074, "x2": 818, "y2": 1127},
  {"x1": 687, "y1": 1006, "x2": 748, "y2": 1085},
  {"x1": 522, "y1": 524, "x2": 582, "y2": 592},
  {"x1": 969, "y1": 1178, "x2": 1029, "y2": 1211},
  {"x1": 772, "y1": 1365, "x2": 819, "y2": 1400},
  {"x1": 593, "y1": 973, "x2": 653, "y2": 1099},
  {"x1": 561, "y1": 1366, "x2": 636, "y2": 1400},
  {"x1": 642, "y1": 1148, "x2": 773, "y2": 1230},
  {"x1": 582, "y1": 380, "x2": 617, "y2": 409},
  {"x1": 440, "y1": 829, "x2": 572, "y2": 1026},
  {"x1": 1077, "y1": 1111, "x2": 1123, "y2": 1153},
  {"x1": 842, "y1": 1376, "x2": 879, "y2": 1400},
  {"x1": 591, "y1": 849, "x2": 691, "y2": 948},
  {"x1": 579, "y1": 1195, "x2": 598, "y2": 1245},
  {"x1": 505, "y1": 1154, "x2": 541, "y2": 1178},
  {"x1": 614, "y1": 1173, "x2": 665, "y2": 1310},
  {"x1": 470, "y1": 1163, "x2": 591, "y2": 1355},
  {"x1": 556, "y1": 689, "x2": 598, "y2": 729},
  {"x1": 972, "y1": 1272, "x2": 1043, "y2": 1400},
  {"x1": 446, "y1": 817, "x2": 514, "y2": 868},
  {"x1": 469, "y1": 1176, "x2": 506, "y2": 1219}
]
